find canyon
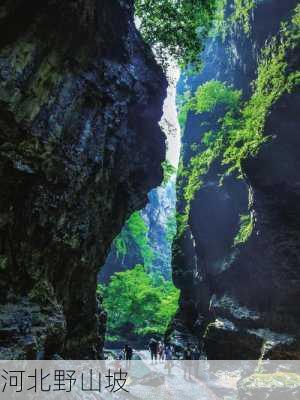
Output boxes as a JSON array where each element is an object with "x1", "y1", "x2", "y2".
[{"x1": 0, "y1": 0, "x2": 299, "y2": 362}]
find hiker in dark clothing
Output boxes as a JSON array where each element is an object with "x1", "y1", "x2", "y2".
[
  {"x1": 192, "y1": 345, "x2": 201, "y2": 360},
  {"x1": 183, "y1": 343, "x2": 193, "y2": 379},
  {"x1": 148, "y1": 338, "x2": 158, "y2": 362},
  {"x1": 124, "y1": 344, "x2": 133, "y2": 360},
  {"x1": 123, "y1": 344, "x2": 133, "y2": 368},
  {"x1": 183, "y1": 343, "x2": 193, "y2": 360}
]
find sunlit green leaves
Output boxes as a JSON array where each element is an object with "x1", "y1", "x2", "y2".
[
  {"x1": 192, "y1": 80, "x2": 241, "y2": 113},
  {"x1": 177, "y1": 4, "x2": 300, "y2": 236},
  {"x1": 100, "y1": 265, "x2": 179, "y2": 339},
  {"x1": 234, "y1": 213, "x2": 254, "y2": 246},
  {"x1": 114, "y1": 212, "x2": 154, "y2": 268},
  {"x1": 135, "y1": 0, "x2": 218, "y2": 68},
  {"x1": 162, "y1": 160, "x2": 176, "y2": 186}
]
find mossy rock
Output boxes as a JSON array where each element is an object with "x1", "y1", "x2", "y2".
[{"x1": 238, "y1": 372, "x2": 300, "y2": 399}]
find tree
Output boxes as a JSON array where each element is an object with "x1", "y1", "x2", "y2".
[
  {"x1": 135, "y1": 0, "x2": 217, "y2": 68},
  {"x1": 100, "y1": 265, "x2": 179, "y2": 340}
]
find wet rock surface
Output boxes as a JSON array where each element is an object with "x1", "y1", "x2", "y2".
[
  {"x1": 171, "y1": 0, "x2": 300, "y2": 359},
  {"x1": 0, "y1": 0, "x2": 167, "y2": 359}
]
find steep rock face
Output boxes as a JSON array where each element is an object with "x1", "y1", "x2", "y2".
[
  {"x1": 0, "y1": 0, "x2": 167, "y2": 359},
  {"x1": 142, "y1": 180, "x2": 176, "y2": 279},
  {"x1": 100, "y1": 179, "x2": 176, "y2": 283},
  {"x1": 171, "y1": 0, "x2": 300, "y2": 358}
]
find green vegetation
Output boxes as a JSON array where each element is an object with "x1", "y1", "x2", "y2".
[
  {"x1": 165, "y1": 212, "x2": 177, "y2": 244},
  {"x1": 192, "y1": 79, "x2": 242, "y2": 113},
  {"x1": 177, "y1": 6, "x2": 300, "y2": 235},
  {"x1": 176, "y1": 81, "x2": 241, "y2": 232},
  {"x1": 223, "y1": 6, "x2": 300, "y2": 175},
  {"x1": 230, "y1": 0, "x2": 256, "y2": 34},
  {"x1": 135, "y1": 0, "x2": 257, "y2": 66},
  {"x1": 234, "y1": 213, "x2": 253, "y2": 246},
  {"x1": 135, "y1": 0, "x2": 218, "y2": 68},
  {"x1": 210, "y1": 0, "x2": 256, "y2": 38},
  {"x1": 99, "y1": 265, "x2": 179, "y2": 340},
  {"x1": 238, "y1": 372, "x2": 300, "y2": 391},
  {"x1": 115, "y1": 212, "x2": 154, "y2": 268},
  {"x1": 177, "y1": 90, "x2": 193, "y2": 129},
  {"x1": 162, "y1": 160, "x2": 176, "y2": 186}
]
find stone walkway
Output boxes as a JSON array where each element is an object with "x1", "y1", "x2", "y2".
[{"x1": 119, "y1": 351, "x2": 220, "y2": 400}]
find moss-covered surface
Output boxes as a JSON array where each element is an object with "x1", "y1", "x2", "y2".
[
  {"x1": 171, "y1": 0, "x2": 300, "y2": 359},
  {"x1": 0, "y1": 0, "x2": 167, "y2": 359},
  {"x1": 238, "y1": 372, "x2": 300, "y2": 399},
  {"x1": 176, "y1": 3, "x2": 300, "y2": 237},
  {"x1": 234, "y1": 213, "x2": 253, "y2": 246}
]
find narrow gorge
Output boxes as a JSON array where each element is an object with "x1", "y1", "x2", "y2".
[{"x1": 0, "y1": 0, "x2": 299, "y2": 364}]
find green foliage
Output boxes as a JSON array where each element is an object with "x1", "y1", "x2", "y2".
[
  {"x1": 177, "y1": 90, "x2": 193, "y2": 129},
  {"x1": 165, "y1": 212, "x2": 177, "y2": 244},
  {"x1": 115, "y1": 237, "x2": 127, "y2": 258},
  {"x1": 192, "y1": 80, "x2": 242, "y2": 113},
  {"x1": 128, "y1": 212, "x2": 154, "y2": 268},
  {"x1": 223, "y1": 7, "x2": 300, "y2": 174},
  {"x1": 209, "y1": 0, "x2": 227, "y2": 38},
  {"x1": 162, "y1": 160, "x2": 176, "y2": 186},
  {"x1": 135, "y1": 0, "x2": 218, "y2": 69},
  {"x1": 210, "y1": 0, "x2": 256, "y2": 38},
  {"x1": 177, "y1": 5, "x2": 300, "y2": 236},
  {"x1": 239, "y1": 373, "x2": 300, "y2": 391},
  {"x1": 101, "y1": 265, "x2": 179, "y2": 339},
  {"x1": 230, "y1": 0, "x2": 256, "y2": 34},
  {"x1": 114, "y1": 212, "x2": 154, "y2": 268},
  {"x1": 183, "y1": 81, "x2": 241, "y2": 205},
  {"x1": 234, "y1": 213, "x2": 253, "y2": 246}
]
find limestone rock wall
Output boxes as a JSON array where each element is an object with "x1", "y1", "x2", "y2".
[
  {"x1": 0, "y1": 0, "x2": 167, "y2": 359},
  {"x1": 171, "y1": 0, "x2": 300, "y2": 359}
]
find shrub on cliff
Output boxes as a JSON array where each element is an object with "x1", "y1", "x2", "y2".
[
  {"x1": 115, "y1": 211, "x2": 154, "y2": 268},
  {"x1": 176, "y1": 4, "x2": 300, "y2": 235}
]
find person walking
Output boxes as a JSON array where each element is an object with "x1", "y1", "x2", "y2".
[
  {"x1": 183, "y1": 343, "x2": 193, "y2": 379},
  {"x1": 124, "y1": 344, "x2": 133, "y2": 368},
  {"x1": 148, "y1": 338, "x2": 158, "y2": 363},
  {"x1": 158, "y1": 341, "x2": 165, "y2": 362},
  {"x1": 164, "y1": 343, "x2": 173, "y2": 375}
]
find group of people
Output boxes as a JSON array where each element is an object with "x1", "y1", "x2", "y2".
[
  {"x1": 148, "y1": 339, "x2": 201, "y2": 361},
  {"x1": 149, "y1": 339, "x2": 202, "y2": 378},
  {"x1": 148, "y1": 338, "x2": 173, "y2": 363},
  {"x1": 183, "y1": 343, "x2": 201, "y2": 361},
  {"x1": 117, "y1": 344, "x2": 133, "y2": 363},
  {"x1": 183, "y1": 343, "x2": 202, "y2": 379},
  {"x1": 117, "y1": 340, "x2": 201, "y2": 378}
]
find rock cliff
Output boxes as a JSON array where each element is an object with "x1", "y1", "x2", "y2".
[
  {"x1": 100, "y1": 179, "x2": 176, "y2": 283},
  {"x1": 0, "y1": 0, "x2": 167, "y2": 359},
  {"x1": 171, "y1": 0, "x2": 300, "y2": 359}
]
